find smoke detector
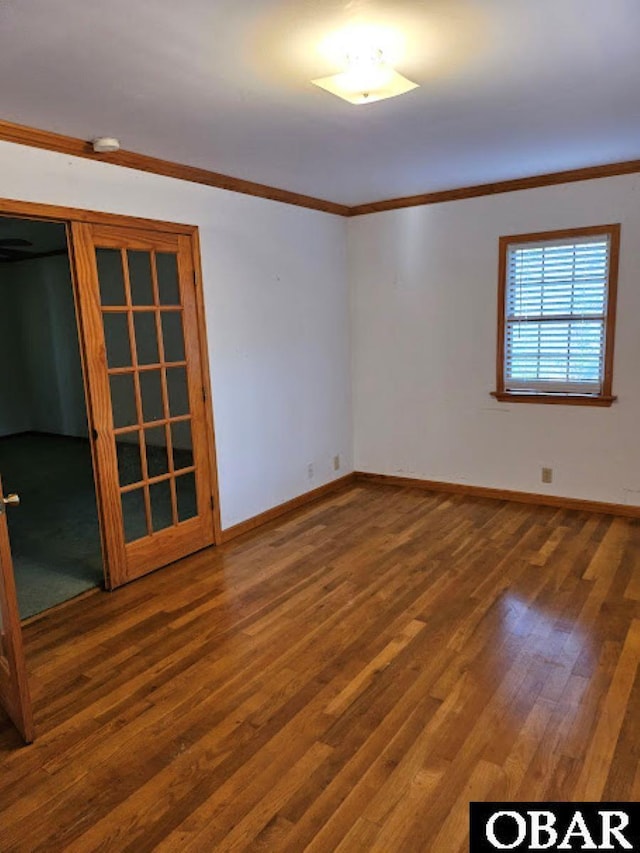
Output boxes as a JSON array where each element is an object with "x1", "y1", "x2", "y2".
[{"x1": 91, "y1": 137, "x2": 120, "y2": 154}]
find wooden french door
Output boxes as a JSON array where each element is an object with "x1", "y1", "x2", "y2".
[
  {"x1": 0, "y1": 477, "x2": 34, "y2": 743},
  {"x1": 71, "y1": 223, "x2": 218, "y2": 588}
]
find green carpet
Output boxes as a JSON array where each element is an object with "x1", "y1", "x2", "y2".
[{"x1": 0, "y1": 433, "x2": 103, "y2": 619}]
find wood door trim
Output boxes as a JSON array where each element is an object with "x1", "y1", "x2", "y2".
[
  {"x1": 88, "y1": 224, "x2": 181, "y2": 250},
  {"x1": 65, "y1": 223, "x2": 110, "y2": 586},
  {"x1": 70, "y1": 222, "x2": 129, "y2": 587},
  {"x1": 191, "y1": 228, "x2": 222, "y2": 544},
  {"x1": 0, "y1": 196, "x2": 199, "y2": 234},
  {"x1": 0, "y1": 481, "x2": 34, "y2": 743},
  {"x1": 175, "y1": 236, "x2": 215, "y2": 541}
]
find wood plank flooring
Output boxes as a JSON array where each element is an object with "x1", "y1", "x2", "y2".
[{"x1": 1, "y1": 482, "x2": 639, "y2": 851}]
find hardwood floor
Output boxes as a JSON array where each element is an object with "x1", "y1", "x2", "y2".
[{"x1": 1, "y1": 482, "x2": 639, "y2": 851}]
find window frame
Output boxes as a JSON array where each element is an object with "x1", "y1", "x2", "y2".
[{"x1": 492, "y1": 223, "x2": 620, "y2": 407}]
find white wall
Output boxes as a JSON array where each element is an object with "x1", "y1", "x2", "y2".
[
  {"x1": 9, "y1": 136, "x2": 636, "y2": 525},
  {"x1": 350, "y1": 174, "x2": 640, "y2": 506},
  {"x1": 0, "y1": 140, "x2": 352, "y2": 529}
]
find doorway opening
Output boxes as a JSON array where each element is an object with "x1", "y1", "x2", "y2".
[
  {"x1": 0, "y1": 216, "x2": 103, "y2": 619},
  {"x1": 0, "y1": 200, "x2": 222, "y2": 744}
]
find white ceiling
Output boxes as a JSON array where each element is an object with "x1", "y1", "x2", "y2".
[{"x1": 1, "y1": 0, "x2": 639, "y2": 206}]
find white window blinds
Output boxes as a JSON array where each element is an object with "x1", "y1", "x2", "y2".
[{"x1": 504, "y1": 234, "x2": 611, "y2": 395}]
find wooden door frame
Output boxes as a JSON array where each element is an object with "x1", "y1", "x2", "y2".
[
  {"x1": 0, "y1": 477, "x2": 34, "y2": 742},
  {"x1": 0, "y1": 197, "x2": 223, "y2": 585}
]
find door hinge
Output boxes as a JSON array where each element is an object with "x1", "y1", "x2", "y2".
[
  {"x1": 210, "y1": 495, "x2": 214, "y2": 511},
  {"x1": 202, "y1": 386, "x2": 206, "y2": 402}
]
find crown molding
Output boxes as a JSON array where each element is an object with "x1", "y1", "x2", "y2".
[
  {"x1": 347, "y1": 159, "x2": 640, "y2": 215},
  {"x1": 2, "y1": 117, "x2": 640, "y2": 218},
  {"x1": 0, "y1": 118, "x2": 350, "y2": 217}
]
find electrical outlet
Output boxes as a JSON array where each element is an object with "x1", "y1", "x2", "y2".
[
  {"x1": 541, "y1": 467, "x2": 553, "y2": 484},
  {"x1": 333, "y1": 454, "x2": 341, "y2": 471},
  {"x1": 307, "y1": 463, "x2": 314, "y2": 480}
]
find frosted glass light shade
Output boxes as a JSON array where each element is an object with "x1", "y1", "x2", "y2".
[{"x1": 312, "y1": 64, "x2": 418, "y2": 105}]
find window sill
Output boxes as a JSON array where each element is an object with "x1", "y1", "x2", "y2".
[{"x1": 490, "y1": 391, "x2": 617, "y2": 407}]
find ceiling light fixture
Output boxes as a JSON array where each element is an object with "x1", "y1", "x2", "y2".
[
  {"x1": 91, "y1": 136, "x2": 120, "y2": 154},
  {"x1": 312, "y1": 47, "x2": 418, "y2": 105}
]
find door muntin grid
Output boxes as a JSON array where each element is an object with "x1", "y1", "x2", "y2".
[{"x1": 97, "y1": 247, "x2": 198, "y2": 542}]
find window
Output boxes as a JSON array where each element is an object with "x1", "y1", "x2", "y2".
[{"x1": 493, "y1": 224, "x2": 620, "y2": 406}]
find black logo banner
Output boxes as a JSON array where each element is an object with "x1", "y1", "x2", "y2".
[{"x1": 470, "y1": 803, "x2": 640, "y2": 851}]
